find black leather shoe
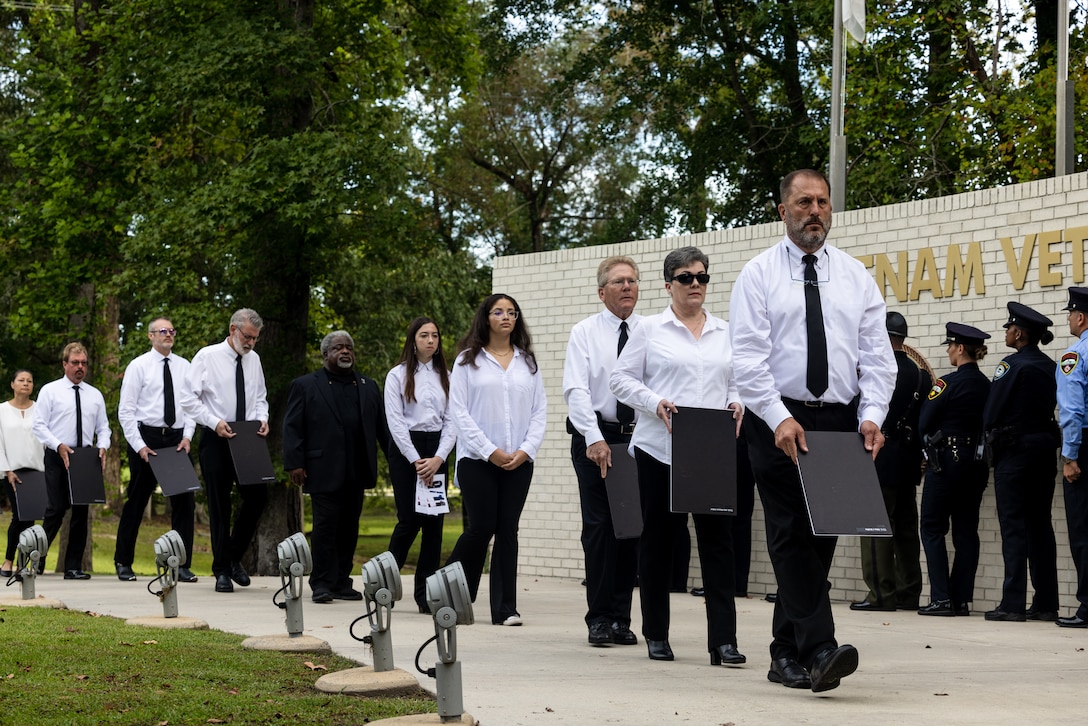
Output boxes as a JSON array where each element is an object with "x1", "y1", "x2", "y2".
[
  {"x1": 588, "y1": 621, "x2": 613, "y2": 646},
  {"x1": 177, "y1": 567, "x2": 198, "y2": 583},
  {"x1": 809, "y1": 644, "x2": 859, "y2": 693},
  {"x1": 984, "y1": 607, "x2": 1026, "y2": 622},
  {"x1": 63, "y1": 569, "x2": 91, "y2": 580},
  {"x1": 690, "y1": 587, "x2": 705, "y2": 597},
  {"x1": 646, "y1": 639, "x2": 674, "y2": 661},
  {"x1": 115, "y1": 563, "x2": 136, "y2": 582},
  {"x1": 1057, "y1": 614, "x2": 1088, "y2": 628},
  {"x1": 850, "y1": 600, "x2": 895, "y2": 612},
  {"x1": 312, "y1": 590, "x2": 333, "y2": 604},
  {"x1": 1025, "y1": 608, "x2": 1058, "y2": 622},
  {"x1": 917, "y1": 600, "x2": 955, "y2": 616},
  {"x1": 764, "y1": 592, "x2": 778, "y2": 603},
  {"x1": 333, "y1": 588, "x2": 363, "y2": 601},
  {"x1": 0, "y1": 569, "x2": 13, "y2": 578},
  {"x1": 229, "y1": 561, "x2": 251, "y2": 587},
  {"x1": 954, "y1": 603, "x2": 970, "y2": 616},
  {"x1": 611, "y1": 622, "x2": 638, "y2": 645},
  {"x1": 710, "y1": 644, "x2": 746, "y2": 666},
  {"x1": 214, "y1": 574, "x2": 234, "y2": 592},
  {"x1": 767, "y1": 658, "x2": 810, "y2": 688}
]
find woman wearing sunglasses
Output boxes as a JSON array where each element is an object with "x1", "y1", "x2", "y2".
[
  {"x1": 445, "y1": 294, "x2": 547, "y2": 626},
  {"x1": 610, "y1": 246, "x2": 745, "y2": 667}
]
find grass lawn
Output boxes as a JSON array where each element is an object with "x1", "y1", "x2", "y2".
[
  {"x1": 27, "y1": 495, "x2": 466, "y2": 580},
  {"x1": 0, "y1": 606, "x2": 436, "y2": 725}
]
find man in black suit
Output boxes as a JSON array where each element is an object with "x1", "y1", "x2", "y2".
[{"x1": 283, "y1": 330, "x2": 389, "y2": 603}]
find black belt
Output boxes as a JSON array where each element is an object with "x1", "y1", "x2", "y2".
[
  {"x1": 139, "y1": 423, "x2": 183, "y2": 437},
  {"x1": 782, "y1": 397, "x2": 851, "y2": 410},
  {"x1": 599, "y1": 419, "x2": 636, "y2": 436}
]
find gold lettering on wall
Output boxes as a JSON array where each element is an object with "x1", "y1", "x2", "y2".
[
  {"x1": 876, "y1": 251, "x2": 908, "y2": 301},
  {"x1": 1037, "y1": 230, "x2": 1064, "y2": 287},
  {"x1": 909, "y1": 248, "x2": 942, "y2": 300},
  {"x1": 944, "y1": 242, "x2": 985, "y2": 297},
  {"x1": 1070, "y1": 226, "x2": 1088, "y2": 284},
  {"x1": 1001, "y1": 234, "x2": 1036, "y2": 290}
]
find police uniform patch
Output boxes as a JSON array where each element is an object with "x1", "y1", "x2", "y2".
[
  {"x1": 993, "y1": 361, "x2": 1010, "y2": 380},
  {"x1": 1061, "y1": 351, "x2": 1080, "y2": 376},
  {"x1": 928, "y1": 379, "x2": 947, "y2": 400}
]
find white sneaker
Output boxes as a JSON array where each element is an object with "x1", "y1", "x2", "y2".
[{"x1": 502, "y1": 614, "x2": 523, "y2": 626}]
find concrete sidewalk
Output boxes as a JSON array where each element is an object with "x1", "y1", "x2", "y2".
[{"x1": 6, "y1": 572, "x2": 1086, "y2": 725}]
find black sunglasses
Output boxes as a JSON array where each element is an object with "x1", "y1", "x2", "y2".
[{"x1": 669, "y1": 272, "x2": 710, "y2": 286}]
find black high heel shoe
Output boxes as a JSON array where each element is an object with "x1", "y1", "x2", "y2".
[
  {"x1": 646, "y1": 639, "x2": 674, "y2": 661},
  {"x1": 710, "y1": 644, "x2": 746, "y2": 666}
]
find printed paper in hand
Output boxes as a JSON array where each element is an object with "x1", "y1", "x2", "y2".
[{"x1": 415, "y1": 473, "x2": 449, "y2": 515}]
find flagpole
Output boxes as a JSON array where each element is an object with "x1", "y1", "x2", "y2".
[
  {"x1": 830, "y1": 0, "x2": 846, "y2": 209},
  {"x1": 1056, "y1": 0, "x2": 1073, "y2": 176}
]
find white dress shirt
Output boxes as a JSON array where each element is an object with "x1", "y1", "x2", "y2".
[
  {"x1": 729, "y1": 236, "x2": 896, "y2": 432},
  {"x1": 449, "y1": 348, "x2": 547, "y2": 462},
  {"x1": 609, "y1": 304, "x2": 740, "y2": 465},
  {"x1": 180, "y1": 338, "x2": 269, "y2": 429},
  {"x1": 118, "y1": 349, "x2": 196, "y2": 451},
  {"x1": 0, "y1": 401, "x2": 45, "y2": 472},
  {"x1": 563, "y1": 309, "x2": 643, "y2": 446},
  {"x1": 384, "y1": 360, "x2": 456, "y2": 463},
  {"x1": 32, "y1": 377, "x2": 111, "y2": 451}
]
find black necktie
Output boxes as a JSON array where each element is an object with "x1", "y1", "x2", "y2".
[
  {"x1": 803, "y1": 254, "x2": 828, "y2": 399},
  {"x1": 235, "y1": 354, "x2": 246, "y2": 422},
  {"x1": 616, "y1": 321, "x2": 634, "y2": 425},
  {"x1": 163, "y1": 358, "x2": 176, "y2": 427},
  {"x1": 73, "y1": 384, "x2": 83, "y2": 447}
]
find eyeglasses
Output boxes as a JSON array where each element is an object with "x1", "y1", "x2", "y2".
[
  {"x1": 605, "y1": 277, "x2": 639, "y2": 288},
  {"x1": 238, "y1": 332, "x2": 259, "y2": 343},
  {"x1": 668, "y1": 272, "x2": 710, "y2": 286},
  {"x1": 67, "y1": 360, "x2": 88, "y2": 368},
  {"x1": 152, "y1": 328, "x2": 177, "y2": 336},
  {"x1": 490, "y1": 309, "x2": 519, "y2": 320}
]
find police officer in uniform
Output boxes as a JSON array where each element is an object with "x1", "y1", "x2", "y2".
[
  {"x1": 983, "y1": 302, "x2": 1060, "y2": 622},
  {"x1": 850, "y1": 312, "x2": 927, "y2": 612},
  {"x1": 917, "y1": 323, "x2": 991, "y2": 616},
  {"x1": 1056, "y1": 287, "x2": 1088, "y2": 628}
]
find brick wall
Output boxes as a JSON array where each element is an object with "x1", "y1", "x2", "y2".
[{"x1": 492, "y1": 172, "x2": 1088, "y2": 609}]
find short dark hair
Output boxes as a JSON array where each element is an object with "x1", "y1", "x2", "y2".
[
  {"x1": 663, "y1": 247, "x2": 709, "y2": 281},
  {"x1": 779, "y1": 169, "x2": 830, "y2": 204}
]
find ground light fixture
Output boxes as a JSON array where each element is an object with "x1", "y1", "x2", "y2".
[
  {"x1": 15, "y1": 525, "x2": 48, "y2": 600},
  {"x1": 150, "y1": 529, "x2": 186, "y2": 617},
  {"x1": 275, "y1": 532, "x2": 312, "y2": 637},
  {"x1": 416, "y1": 561, "x2": 474, "y2": 722},
  {"x1": 349, "y1": 550, "x2": 402, "y2": 672}
]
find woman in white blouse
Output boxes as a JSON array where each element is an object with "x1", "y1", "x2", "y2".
[
  {"x1": 385, "y1": 317, "x2": 456, "y2": 613},
  {"x1": 446, "y1": 294, "x2": 547, "y2": 626},
  {"x1": 610, "y1": 247, "x2": 745, "y2": 666},
  {"x1": 1, "y1": 370, "x2": 46, "y2": 577}
]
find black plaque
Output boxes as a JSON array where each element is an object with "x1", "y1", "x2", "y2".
[
  {"x1": 669, "y1": 407, "x2": 737, "y2": 515},
  {"x1": 226, "y1": 420, "x2": 276, "y2": 485},
  {"x1": 795, "y1": 431, "x2": 892, "y2": 537},
  {"x1": 10, "y1": 468, "x2": 47, "y2": 520},
  {"x1": 68, "y1": 447, "x2": 106, "y2": 505},
  {"x1": 148, "y1": 447, "x2": 202, "y2": 496},
  {"x1": 605, "y1": 444, "x2": 643, "y2": 539}
]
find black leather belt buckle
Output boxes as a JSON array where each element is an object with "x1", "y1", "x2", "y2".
[
  {"x1": 803, "y1": 400, "x2": 825, "y2": 408},
  {"x1": 618, "y1": 423, "x2": 636, "y2": 435}
]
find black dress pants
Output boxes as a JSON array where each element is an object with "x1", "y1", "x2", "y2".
[
  {"x1": 993, "y1": 439, "x2": 1059, "y2": 613},
  {"x1": 744, "y1": 402, "x2": 855, "y2": 669},
  {"x1": 42, "y1": 448, "x2": 88, "y2": 571},
  {"x1": 388, "y1": 430, "x2": 447, "y2": 609},
  {"x1": 634, "y1": 448, "x2": 736, "y2": 651},
  {"x1": 114, "y1": 425, "x2": 195, "y2": 568},
  {"x1": 2, "y1": 475, "x2": 35, "y2": 562},
  {"x1": 571, "y1": 431, "x2": 637, "y2": 628},
  {"x1": 197, "y1": 427, "x2": 267, "y2": 577},
  {"x1": 309, "y1": 481, "x2": 365, "y2": 595},
  {"x1": 446, "y1": 457, "x2": 532, "y2": 624},
  {"x1": 919, "y1": 455, "x2": 987, "y2": 605}
]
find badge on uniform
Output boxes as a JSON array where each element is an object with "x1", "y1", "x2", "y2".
[
  {"x1": 992, "y1": 361, "x2": 1010, "y2": 380},
  {"x1": 1061, "y1": 352, "x2": 1080, "y2": 375},
  {"x1": 928, "y1": 379, "x2": 947, "y2": 400}
]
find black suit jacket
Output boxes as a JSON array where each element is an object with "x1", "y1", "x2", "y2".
[{"x1": 282, "y1": 369, "x2": 389, "y2": 492}]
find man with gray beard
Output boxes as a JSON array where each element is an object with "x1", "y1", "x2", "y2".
[{"x1": 283, "y1": 331, "x2": 388, "y2": 602}]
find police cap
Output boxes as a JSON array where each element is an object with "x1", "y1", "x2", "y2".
[
  {"x1": 1002, "y1": 301, "x2": 1053, "y2": 332},
  {"x1": 886, "y1": 311, "x2": 908, "y2": 338},
  {"x1": 942, "y1": 322, "x2": 990, "y2": 347},
  {"x1": 1063, "y1": 287, "x2": 1088, "y2": 312}
]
